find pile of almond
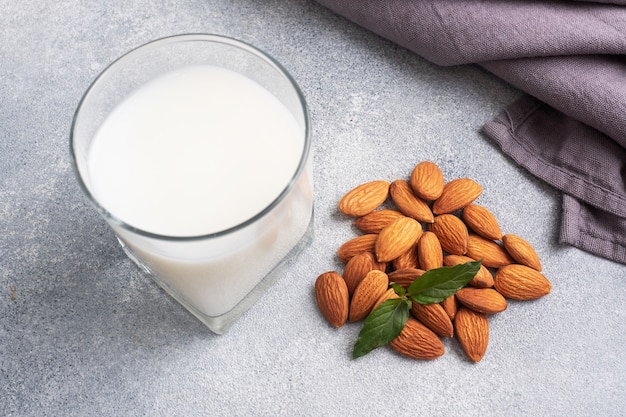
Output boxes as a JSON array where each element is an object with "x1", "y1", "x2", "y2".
[{"x1": 314, "y1": 161, "x2": 551, "y2": 362}]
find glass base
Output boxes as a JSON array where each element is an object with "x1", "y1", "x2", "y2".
[{"x1": 119, "y1": 213, "x2": 314, "y2": 334}]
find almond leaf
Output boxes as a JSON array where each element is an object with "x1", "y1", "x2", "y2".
[
  {"x1": 352, "y1": 298, "x2": 411, "y2": 359},
  {"x1": 408, "y1": 260, "x2": 482, "y2": 304}
]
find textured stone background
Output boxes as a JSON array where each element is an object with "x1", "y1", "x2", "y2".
[{"x1": 1, "y1": 1, "x2": 624, "y2": 416}]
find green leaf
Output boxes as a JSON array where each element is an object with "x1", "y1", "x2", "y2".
[
  {"x1": 390, "y1": 282, "x2": 406, "y2": 297},
  {"x1": 352, "y1": 297, "x2": 411, "y2": 359},
  {"x1": 408, "y1": 260, "x2": 482, "y2": 305}
]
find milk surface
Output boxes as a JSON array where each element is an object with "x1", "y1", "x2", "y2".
[{"x1": 88, "y1": 65, "x2": 304, "y2": 237}]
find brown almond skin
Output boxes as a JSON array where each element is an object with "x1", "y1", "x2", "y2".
[
  {"x1": 389, "y1": 179, "x2": 434, "y2": 223},
  {"x1": 502, "y1": 234, "x2": 542, "y2": 271},
  {"x1": 432, "y1": 178, "x2": 482, "y2": 215},
  {"x1": 494, "y1": 264, "x2": 551, "y2": 300},
  {"x1": 429, "y1": 214, "x2": 469, "y2": 255},
  {"x1": 314, "y1": 271, "x2": 349, "y2": 328},
  {"x1": 455, "y1": 307, "x2": 489, "y2": 363},
  {"x1": 372, "y1": 287, "x2": 401, "y2": 311},
  {"x1": 456, "y1": 287, "x2": 507, "y2": 315},
  {"x1": 392, "y1": 243, "x2": 419, "y2": 270},
  {"x1": 440, "y1": 295, "x2": 458, "y2": 321},
  {"x1": 387, "y1": 268, "x2": 426, "y2": 289},
  {"x1": 410, "y1": 302, "x2": 454, "y2": 338},
  {"x1": 466, "y1": 234, "x2": 514, "y2": 268},
  {"x1": 343, "y1": 251, "x2": 385, "y2": 296},
  {"x1": 462, "y1": 204, "x2": 503, "y2": 241},
  {"x1": 349, "y1": 270, "x2": 389, "y2": 322},
  {"x1": 390, "y1": 318, "x2": 445, "y2": 360},
  {"x1": 354, "y1": 209, "x2": 405, "y2": 234},
  {"x1": 375, "y1": 216, "x2": 423, "y2": 263},
  {"x1": 410, "y1": 161, "x2": 445, "y2": 201},
  {"x1": 337, "y1": 234, "x2": 378, "y2": 263},
  {"x1": 443, "y1": 254, "x2": 494, "y2": 288},
  {"x1": 417, "y1": 231, "x2": 443, "y2": 271},
  {"x1": 338, "y1": 180, "x2": 390, "y2": 217}
]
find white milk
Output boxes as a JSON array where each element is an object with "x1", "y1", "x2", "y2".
[
  {"x1": 89, "y1": 65, "x2": 304, "y2": 236},
  {"x1": 87, "y1": 65, "x2": 312, "y2": 325}
]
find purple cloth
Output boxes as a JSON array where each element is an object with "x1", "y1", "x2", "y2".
[{"x1": 316, "y1": 0, "x2": 626, "y2": 264}]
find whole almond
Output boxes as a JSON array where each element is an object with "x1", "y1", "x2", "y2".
[
  {"x1": 494, "y1": 264, "x2": 551, "y2": 300},
  {"x1": 314, "y1": 271, "x2": 349, "y2": 328},
  {"x1": 337, "y1": 234, "x2": 378, "y2": 263},
  {"x1": 443, "y1": 254, "x2": 494, "y2": 288},
  {"x1": 429, "y1": 214, "x2": 469, "y2": 255},
  {"x1": 392, "y1": 243, "x2": 419, "y2": 270},
  {"x1": 410, "y1": 161, "x2": 445, "y2": 201},
  {"x1": 390, "y1": 179, "x2": 434, "y2": 223},
  {"x1": 390, "y1": 318, "x2": 445, "y2": 360},
  {"x1": 410, "y1": 302, "x2": 454, "y2": 338},
  {"x1": 354, "y1": 209, "x2": 405, "y2": 234},
  {"x1": 456, "y1": 287, "x2": 507, "y2": 314},
  {"x1": 417, "y1": 231, "x2": 443, "y2": 271},
  {"x1": 502, "y1": 234, "x2": 542, "y2": 271},
  {"x1": 343, "y1": 251, "x2": 385, "y2": 296},
  {"x1": 349, "y1": 270, "x2": 389, "y2": 322},
  {"x1": 338, "y1": 180, "x2": 390, "y2": 217},
  {"x1": 432, "y1": 178, "x2": 482, "y2": 215},
  {"x1": 372, "y1": 287, "x2": 401, "y2": 311},
  {"x1": 466, "y1": 234, "x2": 514, "y2": 268},
  {"x1": 387, "y1": 268, "x2": 426, "y2": 289},
  {"x1": 375, "y1": 216, "x2": 423, "y2": 263},
  {"x1": 462, "y1": 204, "x2": 503, "y2": 241},
  {"x1": 454, "y1": 307, "x2": 489, "y2": 363},
  {"x1": 440, "y1": 295, "x2": 458, "y2": 321}
]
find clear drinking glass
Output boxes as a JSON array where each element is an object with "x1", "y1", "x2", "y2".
[{"x1": 70, "y1": 34, "x2": 313, "y2": 334}]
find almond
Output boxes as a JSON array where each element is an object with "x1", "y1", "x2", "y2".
[
  {"x1": 417, "y1": 231, "x2": 443, "y2": 271},
  {"x1": 343, "y1": 251, "x2": 385, "y2": 296},
  {"x1": 454, "y1": 307, "x2": 489, "y2": 363},
  {"x1": 462, "y1": 204, "x2": 503, "y2": 241},
  {"x1": 494, "y1": 264, "x2": 551, "y2": 300},
  {"x1": 410, "y1": 302, "x2": 454, "y2": 337},
  {"x1": 466, "y1": 234, "x2": 514, "y2": 268},
  {"x1": 338, "y1": 180, "x2": 390, "y2": 217},
  {"x1": 440, "y1": 295, "x2": 458, "y2": 321},
  {"x1": 392, "y1": 243, "x2": 419, "y2": 270},
  {"x1": 389, "y1": 179, "x2": 434, "y2": 223},
  {"x1": 337, "y1": 234, "x2": 378, "y2": 263},
  {"x1": 410, "y1": 161, "x2": 445, "y2": 201},
  {"x1": 375, "y1": 216, "x2": 423, "y2": 263},
  {"x1": 502, "y1": 234, "x2": 542, "y2": 271},
  {"x1": 354, "y1": 209, "x2": 405, "y2": 234},
  {"x1": 349, "y1": 270, "x2": 389, "y2": 322},
  {"x1": 314, "y1": 271, "x2": 349, "y2": 328},
  {"x1": 387, "y1": 268, "x2": 426, "y2": 289},
  {"x1": 455, "y1": 287, "x2": 507, "y2": 314},
  {"x1": 390, "y1": 318, "x2": 445, "y2": 360},
  {"x1": 429, "y1": 214, "x2": 469, "y2": 255},
  {"x1": 432, "y1": 178, "x2": 482, "y2": 215},
  {"x1": 372, "y1": 287, "x2": 401, "y2": 311},
  {"x1": 443, "y1": 254, "x2": 494, "y2": 288}
]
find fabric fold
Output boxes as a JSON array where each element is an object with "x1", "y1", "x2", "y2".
[
  {"x1": 482, "y1": 95, "x2": 626, "y2": 220},
  {"x1": 316, "y1": 0, "x2": 626, "y2": 66},
  {"x1": 481, "y1": 55, "x2": 626, "y2": 149},
  {"x1": 561, "y1": 195, "x2": 626, "y2": 264},
  {"x1": 483, "y1": 95, "x2": 626, "y2": 263}
]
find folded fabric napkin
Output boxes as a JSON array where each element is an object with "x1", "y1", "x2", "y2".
[{"x1": 316, "y1": 0, "x2": 626, "y2": 265}]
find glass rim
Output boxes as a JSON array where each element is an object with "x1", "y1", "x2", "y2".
[{"x1": 69, "y1": 33, "x2": 311, "y2": 242}]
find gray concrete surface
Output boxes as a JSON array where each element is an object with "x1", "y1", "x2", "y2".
[{"x1": 1, "y1": 1, "x2": 624, "y2": 416}]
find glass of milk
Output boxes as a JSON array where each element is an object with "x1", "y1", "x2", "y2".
[{"x1": 70, "y1": 34, "x2": 313, "y2": 334}]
